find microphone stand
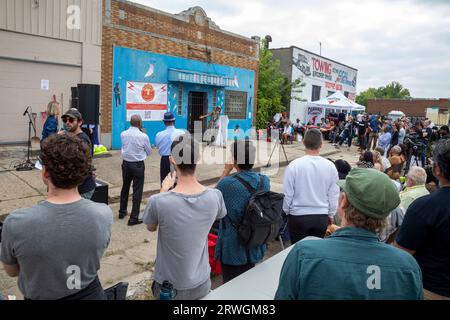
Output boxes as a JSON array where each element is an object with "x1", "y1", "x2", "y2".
[{"x1": 15, "y1": 107, "x2": 36, "y2": 171}]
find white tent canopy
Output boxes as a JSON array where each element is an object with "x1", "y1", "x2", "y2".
[
  {"x1": 304, "y1": 91, "x2": 365, "y2": 125},
  {"x1": 307, "y1": 91, "x2": 365, "y2": 112}
]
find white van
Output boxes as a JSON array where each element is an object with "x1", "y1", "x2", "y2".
[{"x1": 388, "y1": 110, "x2": 406, "y2": 122}]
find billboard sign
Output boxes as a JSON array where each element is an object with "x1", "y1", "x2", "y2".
[{"x1": 292, "y1": 48, "x2": 358, "y2": 90}]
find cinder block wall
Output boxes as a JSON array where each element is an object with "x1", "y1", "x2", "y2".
[{"x1": 101, "y1": 0, "x2": 260, "y2": 137}]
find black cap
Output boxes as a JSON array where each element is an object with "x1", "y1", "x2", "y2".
[{"x1": 62, "y1": 108, "x2": 83, "y2": 120}]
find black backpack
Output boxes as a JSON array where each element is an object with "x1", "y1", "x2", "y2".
[{"x1": 229, "y1": 174, "x2": 284, "y2": 249}]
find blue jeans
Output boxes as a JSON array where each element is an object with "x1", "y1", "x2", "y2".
[{"x1": 338, "y1": 130, "x2": 353, "y2": 147}]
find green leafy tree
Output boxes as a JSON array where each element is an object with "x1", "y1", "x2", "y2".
[
  {"x1": 356, "y1": 81, "x2": 411, "y2": 107},
  {"x1": 256, "y1": 40, "x2": 305, "y2": 129},
  {"x1": 356, "y1": 87, "x2": 377, "y2": 107},
  {"x1": 380, "y1": 81, "x2": 411, "y2": 99}
]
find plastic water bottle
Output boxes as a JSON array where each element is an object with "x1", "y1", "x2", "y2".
[{"x1": 160, "y1": 281, "x2": 174, "y2": 300}]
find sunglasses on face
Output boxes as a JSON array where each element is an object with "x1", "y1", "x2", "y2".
[{"x1": 63, "y1": 118, "x2": 76, "y2": 123}]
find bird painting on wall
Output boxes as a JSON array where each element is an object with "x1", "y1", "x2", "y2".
[{"x1": 145, "y1": 64, "x2": 155, "y2": 78}]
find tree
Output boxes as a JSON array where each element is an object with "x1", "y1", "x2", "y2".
[
  {"x1": 356, "y1": 81, "x2": 411, "y2": 107},
  {"x1": 381, "y1": 81, "x2": 411, "y2": 99},
  {"x1": 256, "y1": 40, "x2": 305, "y2": 129},
  {"x1": 356, "y1": 87, "x2": 378, "y2": 107}
]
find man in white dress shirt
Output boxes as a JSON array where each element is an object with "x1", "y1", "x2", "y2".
[{"x1": 119, "y1": 115, "x2": 152, "y2": 226}]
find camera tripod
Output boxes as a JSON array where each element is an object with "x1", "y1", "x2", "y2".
[{"x1": 266, "y1": 135, "x2": 289, "y2": 168}]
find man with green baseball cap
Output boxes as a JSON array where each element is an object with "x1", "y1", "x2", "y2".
[{"x1": 275, "y1": 168, "x2": 423, "y2": 300}]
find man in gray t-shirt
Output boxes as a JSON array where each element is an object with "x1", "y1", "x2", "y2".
[
  {"x1": 144, "y1": 189, "x2": 226, "y2": 290},
  {"x1": 144, "y1": 134, "x2": 227, "y2": 300},
  {"x1": 1, "y1": 134, "x2": 113, "y2": 300},
  {"x1": 1, "y1": 200, "x2": 112, "y2": 300}
]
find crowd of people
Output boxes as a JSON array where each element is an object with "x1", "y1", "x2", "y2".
[{"x1": 0, "y1": 106, "x2": 449, "y2": 301}]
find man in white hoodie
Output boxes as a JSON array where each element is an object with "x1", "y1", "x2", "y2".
[{"x1": 283, "y1": 128, "x2": 340, "y2": 244}]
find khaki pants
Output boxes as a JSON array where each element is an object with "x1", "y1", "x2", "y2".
[
  {"x1": 424, "y1": 289, "x2": 450, "y2": 300},
  {"x1": 367, "y1": 132, "x2": 379, "y2": 150}
]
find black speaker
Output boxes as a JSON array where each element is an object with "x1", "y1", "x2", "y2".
[
  {"x1": 77, "y1": 84, "x2": 100, "y2": 125},
  {"x1": 91, "y1": 179, "x2": 108, "y2": 205},
  {"x1": 71, "y1": 87, "x2": 79, "y2": 109}
]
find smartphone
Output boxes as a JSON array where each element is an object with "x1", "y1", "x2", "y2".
[{"x1": 170, "y1": 162, "x2": 178, "y2": 183}]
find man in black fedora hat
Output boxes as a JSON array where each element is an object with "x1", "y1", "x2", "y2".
[{"x1": 155, "y1": 112, "x2": 185, "y2": 184}]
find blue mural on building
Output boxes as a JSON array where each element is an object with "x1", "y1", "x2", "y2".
[{"x1": 111, "y1": 46, "x2": 255, "y2": 149}]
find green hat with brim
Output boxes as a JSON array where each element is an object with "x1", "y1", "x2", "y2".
[{"x1": 337, "y1": 168, "x2": 400, "y2": 219}]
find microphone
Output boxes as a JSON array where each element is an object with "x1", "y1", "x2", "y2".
[{"x1": 23, "y1": 106, "x2": 30, "y2": 116}]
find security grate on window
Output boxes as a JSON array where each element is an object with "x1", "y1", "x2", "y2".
[
  {"x1": 225, "y1": 91, "x2": 247, "y2": 119},
  {"x1": 178, "y1": 85, "x2": 183, "y2": 116}
]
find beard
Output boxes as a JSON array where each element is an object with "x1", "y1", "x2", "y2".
[{"x1": 68, "y1": 123, "x2": 79, "y2": 133}]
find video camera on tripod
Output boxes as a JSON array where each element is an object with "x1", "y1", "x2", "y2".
[
  {"x1": 404, "y1": 132, "x2": 427, "y2": 172},
  {"x1": 404, "y1": 132, "x2": 421, "y2": 149}
]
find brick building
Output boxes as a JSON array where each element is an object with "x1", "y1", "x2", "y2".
[
  {"x1": 101, "y1": 0, "x2": 259, "y2": 149},
  {"x1": 368, "y1": 98, "x2": 450, "y2": 124}
]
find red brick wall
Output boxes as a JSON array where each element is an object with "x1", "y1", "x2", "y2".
[
  {"x1": 367, "y1": 99, "x2": 450, "y2": 117},
  {"x1": 101, "y1": 0, "x2": 259, "y2": 133}
]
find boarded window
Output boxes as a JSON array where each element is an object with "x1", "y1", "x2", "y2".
[
  {"x1": 225, "y1": 91, "x2": 247, "y2": 119},
  {"x1": 312, "y1": 85, "x2": 321, "y2": 101}
]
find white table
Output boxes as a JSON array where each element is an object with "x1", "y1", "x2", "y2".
[{"x1": 203, "y1": 245, "x2": 294, "y2": 300}]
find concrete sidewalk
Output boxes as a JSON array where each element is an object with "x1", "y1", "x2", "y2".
[
  {"x1": 0, "y1": 139, "x2": 339, "y2": 218},
  {"x1": 0, "y1": 139, "x2": 355, "y2": 299}
]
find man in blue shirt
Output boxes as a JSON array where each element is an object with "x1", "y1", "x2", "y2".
[
  {"x1": 367, "y1": 114, "x2": 382, "y2": 150},
  {"x1": 275, "y1": 168, "x2": 423, "y2": 300},
  {"x1": 155, "y1": 112, "x2": 185, "y2": 184}
]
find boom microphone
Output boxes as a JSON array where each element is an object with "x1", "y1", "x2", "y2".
[{"x1": 23, "y1": 106, "x2": 30, "y2": 116}]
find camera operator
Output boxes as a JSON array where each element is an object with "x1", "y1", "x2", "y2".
[
  {"x1": 410, "y1": 121, "x2": 430, "y2": 167},
  {"x1": 403, "y1": 130, "x2": 420, "y2": 174}
]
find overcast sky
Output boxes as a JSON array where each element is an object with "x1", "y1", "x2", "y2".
[{"x1": 132, "y1": 0, "x2": 450, "y2": 98}]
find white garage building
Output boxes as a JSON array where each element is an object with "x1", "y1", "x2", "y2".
[{"x1": 0, "y1": 0, "x2": 102, "y2": 144}]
